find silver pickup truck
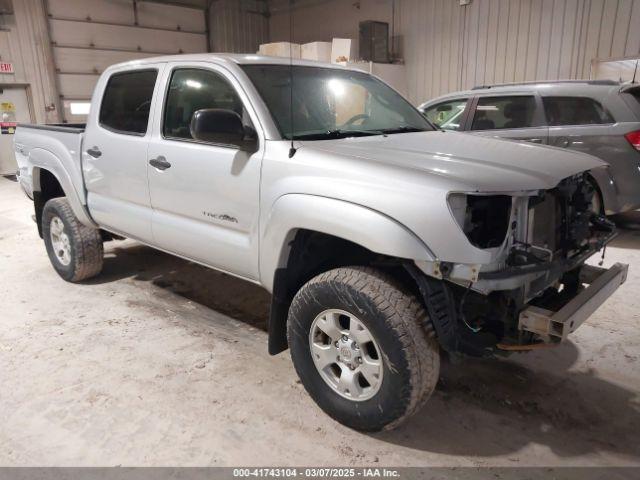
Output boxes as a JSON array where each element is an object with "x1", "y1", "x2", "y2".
[{"x1": 14, "y1": 54, "x2": 628, "y2": 431}]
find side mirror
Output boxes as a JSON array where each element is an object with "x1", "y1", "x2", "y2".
[{"x1": 190, "y1": 108, "x2": 256, "y2": 150}]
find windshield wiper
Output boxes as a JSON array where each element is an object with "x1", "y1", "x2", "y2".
[
  {"x1": 293, "y1": 129, "x2": 386, "y2": 140},
  {"x1": 380, "y1": 126, "x2": 428, "y2": 135}
]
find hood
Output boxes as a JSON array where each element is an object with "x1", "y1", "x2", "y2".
[{"x1": 302, "y1": 130, "x2": 606, "y2": 192}]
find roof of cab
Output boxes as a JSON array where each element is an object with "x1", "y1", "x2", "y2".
[{"x1": 107, "y1": 53, "x2": 350, "y2": 72}]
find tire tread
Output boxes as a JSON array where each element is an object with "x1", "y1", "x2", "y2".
[
  {"x1": 43, "y1": 198, "x2": 103, "y2": 282},
  {"x1": 288, "y1": 266, "x2": 439, "y2": 431}
]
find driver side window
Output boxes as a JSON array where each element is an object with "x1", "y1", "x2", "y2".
[
  {"x1": 423, "y1": 99, "x2": 468, "y2": 131},
  {"x1": 163, "y1": 68, "x2": 253, "y2": 141}
]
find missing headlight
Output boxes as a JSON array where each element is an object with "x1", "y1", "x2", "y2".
[{"x1": 449, "y1": 194, "x2": 512, "y2": 249}]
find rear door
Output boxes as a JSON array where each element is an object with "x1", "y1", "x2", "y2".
[
  {"x1": 467, "y1": 94, "x2": 548, "y2": 145},
  {"x1": 543, "y1": 93, "x2": 640, "y2": 211},
  {"x1": 543, "y1": 96, "x2": 615, "y2": 153},
  {"x1": 146, "y1": 62, "x2": 263, "y2": 280},
  {"x1": 83, "y1": 64, "x2": 165, "y2": 242}
]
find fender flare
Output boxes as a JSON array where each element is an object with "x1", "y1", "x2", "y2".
[
  {"x1": 261, "y1": 194, "x2": 436, "y2": 355},
  {"x1": 259, "y1": 194, "x2": 435, "y2": 291},
  {"x1": 30, "y1": 149, "x2": 96, "y2": 228}
]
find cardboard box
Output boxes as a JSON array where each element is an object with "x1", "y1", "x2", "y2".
[
  {"x1": 258, "y1": 42, "x2": 301, "y2": 59},
  {"x1": 301, "y1": 42, "x2": 332, "y2": 62},
  {"x1": 331, "y1": 38, "x2": 357, "y2": 64}
]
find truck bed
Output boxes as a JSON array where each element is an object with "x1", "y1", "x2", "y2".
[
  {"x1": 14, "y1": 123, "x2": 86, "y2": 207},
  {"x1": 17, "y1": 123, "x2": 86, "y2": 133}
]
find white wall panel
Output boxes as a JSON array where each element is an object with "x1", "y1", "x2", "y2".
[
  {"x1": 47, "y1": 0, "x2": 135, "y2": 23},
  {"x1": 137, "y1": 2, "x2": 205, "y2": 32},
  {"x1": 53, "y1": 47, "x2": 159, "y2": 74},
  {"x1": 48, "y1": 19, "x2": 205, "y2": 53},
  {"x1": 57, "y1": 74, "x2": 99, "y2": 98},
  {"x1": 209, "y1": 0, "x2": 269, "y2": 53},
  {"x1": 271, "y1": 0, "x2": 640, "y2": 103},
  {"x1": 270, "y1": 0, "x2": 392, "y2": 44}
]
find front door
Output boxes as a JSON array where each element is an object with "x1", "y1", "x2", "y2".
[
  {"x1": 0, "y1": 86, "x2": 31, "y2": 175},
  {"x1": 146, "y1": 63, "x2": 263, "y2": 280},
  {"x1": 83, "y1": 65, "x2": 164, "y2": 242},
  {"x1": 467, "y1": 95, "x2": 548, "y2": 145}
]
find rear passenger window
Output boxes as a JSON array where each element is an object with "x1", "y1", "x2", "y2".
[
  {"x1": 163, "y1": 68, "x2": 252, "y2": 141},
  {"x1": 543, "y1": 97, "x2": 613, "y2": 126},
  {"x1": 423, "y1": 99, "x2": 468, "y2": 131},
  {"x1": 471, "y1": 96, "x2": 536, "y2": 130},
  {"x1": 99, "y1": 70, "x2": 157, "y2": 135}
]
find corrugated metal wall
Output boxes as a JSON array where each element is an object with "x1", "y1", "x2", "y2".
[
  {"x1": 209, "y1": 0, "x2": 269, "y2": 53},
  {"x1": 400, "y1": 0, "x2": 640, "y2": 102},
  {"x1": 269, "y1": 0, "x2": 640, "y2": 104}
]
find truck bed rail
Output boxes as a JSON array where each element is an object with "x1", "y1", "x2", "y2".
[{"x1": 17, "y1": 123, "x2": 85, "y2": 133}]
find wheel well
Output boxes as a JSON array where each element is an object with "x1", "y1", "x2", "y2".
[
  {"x1": 34, "y1": 169, "x2": 64, "y2": 238},
  {"x1": 268, "y1": 229, "x2": 420, "y2": 355},
  {"x1": 586, "y1": 174, "x2": 604, "y2": 214}
]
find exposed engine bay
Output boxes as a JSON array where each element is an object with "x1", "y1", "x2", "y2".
[{"x1": 413, "y1": 173, "x2": 621, "y2": 357}]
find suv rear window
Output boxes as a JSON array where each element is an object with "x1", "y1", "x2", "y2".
[
  {"x1": 543, "y1": 96, "x2": 613, "y2": 126},
  {"x1": 471, "y1": 96, "x2": 536, "y2": 130},
  {"x1": 99, "y1": 70, "x2": 157, "y2": 135}
]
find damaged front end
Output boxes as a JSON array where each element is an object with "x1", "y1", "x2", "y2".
[{"x1": 411, "y1": 173, "x2": 627, "y2": 357}]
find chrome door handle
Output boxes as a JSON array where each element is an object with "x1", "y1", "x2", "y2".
[
  {"x1": 149, "y1": 156, "x2": 171, "y2": 171},
  {"x1": 528, "y1": 138, "x2": 543, "y2": 143},
  {"x1": 86, "y1": 146, "x2": 102, "y2": 158}
]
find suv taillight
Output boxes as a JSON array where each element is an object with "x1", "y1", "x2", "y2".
[{"x1": 625, "y1": 130, "x2": 640, "y2": 151}]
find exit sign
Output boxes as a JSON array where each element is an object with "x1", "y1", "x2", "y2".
[{"x1": 0, "y1": 62, "x2": 14, "y2": 73}]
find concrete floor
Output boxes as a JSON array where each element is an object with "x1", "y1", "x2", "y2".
[{"x1": 1, "y1": 176, "x2": 639, "y2": 467}]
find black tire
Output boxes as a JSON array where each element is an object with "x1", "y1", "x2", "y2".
[
  {"x1": 287, "y1": 267, "x2": 440, "y2": 431},
  {"x1": 42, "y1": 197, "x2": 104, "y2": 282}
]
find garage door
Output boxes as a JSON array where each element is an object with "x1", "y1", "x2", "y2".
[{"x1": 46, "y1": 0, "x2": 207, "y2": 123}]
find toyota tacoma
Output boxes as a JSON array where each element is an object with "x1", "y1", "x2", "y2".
[{"x1": 14, "y1": 54, "x2": 628, "y2": 431}]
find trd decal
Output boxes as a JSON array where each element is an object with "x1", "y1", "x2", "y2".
[{"x1": 202, "y1": 211, "x2": 238, "y2": 223}]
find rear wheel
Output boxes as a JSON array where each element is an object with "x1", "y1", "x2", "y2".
[
  {"x1": 287, "y1": 267, "x2": 440, "y2": 431},
  {"x1": 42, "y1": 198, "x2": 104, "y2": 282}
]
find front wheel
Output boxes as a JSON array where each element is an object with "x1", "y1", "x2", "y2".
[
  {"x1": 42, "y1": 197, "x2": 104, "y2": 282},
  {"x1": 287, "y1": 267, "x2": 440, "y2": 431}
]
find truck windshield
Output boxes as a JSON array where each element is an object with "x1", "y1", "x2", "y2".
[{"x1": 241, "y1": 65, "x2": 433, "y2": 140}]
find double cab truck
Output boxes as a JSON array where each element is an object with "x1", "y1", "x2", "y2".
[{"x1": 14, "y1": 54, "x2": 628, "y2": 431}]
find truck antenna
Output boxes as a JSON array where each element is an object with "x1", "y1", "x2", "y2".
[{"x1": 288, "y1": 0, "x2": 297, "y2": 158}]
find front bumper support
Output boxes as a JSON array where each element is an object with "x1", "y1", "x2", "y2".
[{"x1": 518, "y1": 262, "x2": 628, "y2": 342}]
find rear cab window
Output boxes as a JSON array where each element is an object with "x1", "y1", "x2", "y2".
[
  {"x1": 542, "y1": 97, "x2": 613, "y2": 126},
  {"x1": 99, "y1": 69, "x2": 158, "y2": 135},
  {"x1": 423, "y1": 99, "x2": 468, "y2": 131},
  {"x1": 470, "y1": 96, "x2": 537, "y2": 130}
]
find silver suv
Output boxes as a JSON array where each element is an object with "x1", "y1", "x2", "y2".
[{"x1": 419, "y1": 81, "x2": 640, "y2": 215}]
